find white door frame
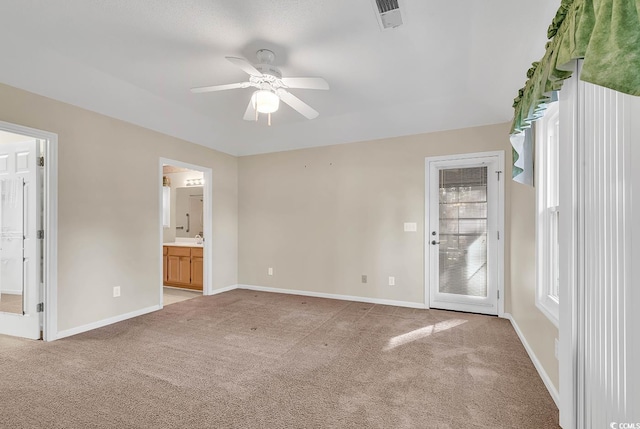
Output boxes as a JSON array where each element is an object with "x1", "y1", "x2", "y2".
[
  {"x1": 158, "y1": 158, "x2": 213, "y2": 304},
  {"x1": 0, "y1": 120, "x2": 58, "y2": 341},
  {"x1": 424, "y1": 150, "x2": 505, "y2": 317}
]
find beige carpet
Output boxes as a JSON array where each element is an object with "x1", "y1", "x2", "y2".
[{"x1": 0, "y1": 289, "x2": 559, "y2": 428}]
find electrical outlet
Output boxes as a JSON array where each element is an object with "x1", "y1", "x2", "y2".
[
  {"x1": 388, "y1": 276, "x2": 395, "y2": 286},
  {"x1": 554, "y1": 338, "x2": 559, "y2": 359},
  {"x1": 268, "y1": 267, "x2": 273, "y2": 276},
  {"x1": 113, "y1": 286, "x2": 121, "y2": 298},
  {"x1": 361, "y1": 275, "x2": 367, "y2": 283}
]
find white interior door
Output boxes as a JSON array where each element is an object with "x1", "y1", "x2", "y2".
[
  {"x1": 0, "y1": 139, "x2": 40, "y2": 339},
  {"x1": 426, "y1": 153, "x2": 503, "y2": 315}
]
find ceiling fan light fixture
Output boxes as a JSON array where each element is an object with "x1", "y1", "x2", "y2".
[{"x1": 251, "y1": 90, "x2": 280, "y2": 114}]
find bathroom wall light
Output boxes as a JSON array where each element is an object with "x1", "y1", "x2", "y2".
[{"x1": 185, "y1": 178, "x2": 204, "y2": 187}]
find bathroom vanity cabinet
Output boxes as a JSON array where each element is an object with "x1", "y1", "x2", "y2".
[{"x1": 163, "y1": 245, "x2": 203, "y2": 291}]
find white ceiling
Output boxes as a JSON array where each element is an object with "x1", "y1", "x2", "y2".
[{"x1": 0, "y1": 1, "x2": 558, "y2": 156}]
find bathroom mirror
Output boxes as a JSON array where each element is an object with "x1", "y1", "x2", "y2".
[{"x1": 175, "y1": 186, "x2": 203, "y2": 238}]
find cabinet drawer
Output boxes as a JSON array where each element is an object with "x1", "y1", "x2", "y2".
[
  {"x1": 167, "y1": 246, "x2": 191, "y2": 257},
  {"x1": 191, "y1": 247, "x2": 203, "y2": 257}
]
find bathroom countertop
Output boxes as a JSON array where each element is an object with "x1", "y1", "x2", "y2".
[{"x1": 163, "y1": 242, "x2": 204, "y2": 248}]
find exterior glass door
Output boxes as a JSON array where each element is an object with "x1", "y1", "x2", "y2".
[{"x1": 427, "y1": 153, "x2": 502, "y2": 315}]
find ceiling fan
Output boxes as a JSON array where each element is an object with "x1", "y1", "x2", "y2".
[{"x1": 191, "y1": 49, "x2": 329, "y2": 125}]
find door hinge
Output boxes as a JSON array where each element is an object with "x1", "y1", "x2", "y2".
[
  {"x1": 39, "y1": 157, "x2": 44, "y2": 167},
  {"x1": 37, "y1": 230, "x2": 44, "y2": 239},
  {"x1": 497, "y1": 290, "x2": 500, "y2": 300},
  {"x1": 497, "y1": 231, "x2": 500, "y2": 240},
  {"x1": 37, "y1": 303, "x2": 44, "y2": 312},
  {"x1": 495, "y1": 170, "x2": 502, "y2": 181}
]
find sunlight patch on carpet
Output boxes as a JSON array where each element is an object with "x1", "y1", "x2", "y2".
[{"x1": 384, "y1": 319, "x2": 467, "y2": 351}]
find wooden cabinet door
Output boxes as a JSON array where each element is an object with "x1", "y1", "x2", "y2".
[
  {"x1": 191, "y1": 256, "x2": 203, "y2": 288},
  {"x1": 178, "y1": 256, "x2": 191, "y2": 284},
  {"x1": 167, "y1": 255, "x2": 191, "y2": 285},
  {"x1": 166, "y1": 255, "x2": 182, "y2": 284}
]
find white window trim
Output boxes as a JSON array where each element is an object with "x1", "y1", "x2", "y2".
[{"x1": 535, "y1": 101, "x2": 560, "y2": 328}]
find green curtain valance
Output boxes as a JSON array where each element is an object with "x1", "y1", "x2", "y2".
[{"x1": 511, "y1": 0, "x2": 640, "y2": 183}]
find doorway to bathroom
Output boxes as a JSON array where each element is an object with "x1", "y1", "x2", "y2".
[{"x1": 159, "y1": 158, "x2": 212, "y2": 307}]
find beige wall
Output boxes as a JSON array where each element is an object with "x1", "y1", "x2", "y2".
[
  {"x1": 0, "y1": 83, "x2": 238, "y2": 333},
  {"x1": 510, "y1": 181, "x2": 559, "y2": 391},
  {"x1": 238, "y1": 123, "x2": 511, "y2": 305},
  {"x1": 0, "y1": 129, "x2": 34, "y2": 144}
]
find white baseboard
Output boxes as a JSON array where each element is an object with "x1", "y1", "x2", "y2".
[
  {"x1": 238, "y1": 284, "x2": 426, "y2": 309},
  {"x1": 0, "y1": 290, "x2": 23, "y2": 295},
  {"x1": 207, "y1": 284, "x2": 239, "y2": 296},
  {"x1": 503, "y1": 313, "x2": 559, "y2": 408},
  {"x1": 55, "y1": 305, "x2": 161, "y2": 340}
]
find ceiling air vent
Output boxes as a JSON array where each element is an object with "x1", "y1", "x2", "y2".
[{"x1": 373, "y1": 0, "x2": 403, "y2": 30}]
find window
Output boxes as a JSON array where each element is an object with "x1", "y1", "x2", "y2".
[{"x1": 535, "y1": 101, "x2": 560, "y2": 327}]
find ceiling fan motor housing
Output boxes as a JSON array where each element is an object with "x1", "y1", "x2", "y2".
[
  {"x1": 254, "y1": 49, "x2": 282, "y2": 78},
  {"x1": 255, "y1": 64, "x2": 282, "y2": 78}
]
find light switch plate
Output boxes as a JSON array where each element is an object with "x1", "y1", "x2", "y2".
[{"x1": 404, "y1": 222, "x2": 417, "y2": 232}]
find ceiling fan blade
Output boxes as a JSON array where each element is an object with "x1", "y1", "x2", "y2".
[
  {"x1": 243, "y1": 99, "x2": 256, "y2": 121},
  {"x1": 277, "y1": 89, "x2": 319, "y2": 119},
  {"x1": 190, "y1": 82, "x2": 249, "y2": 93},
  {"x1": 226, "y1": 56, "x2": 263, "y2": 76},
  {"x1": 281, "y1": 77, "x2": 329, "y2": 90}
]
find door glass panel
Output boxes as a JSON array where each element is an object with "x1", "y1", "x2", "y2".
[
  {"x1": 438, "y1": 167, "x2": 488, "y2": 297},
  {"x1": 0, "y1": 177, "x2": 25, "y2": 314}
]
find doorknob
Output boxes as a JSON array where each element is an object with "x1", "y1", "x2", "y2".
[{"x1": 431, "y1": 240, "x2": 440, "y2": 245}]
